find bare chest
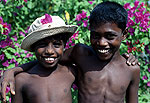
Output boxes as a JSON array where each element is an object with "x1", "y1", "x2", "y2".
[
  {"x1": 78, "y1": 67, "x2": 132, "y2": 103},
  {"x1": 23, "y1": 73, "x2": 74, "y2": 103}
]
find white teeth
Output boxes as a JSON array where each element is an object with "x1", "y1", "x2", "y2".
[
  {"x1": 45, "y1": 58, "x2": 55, "y2": 61},
  {"x1": 98, "y1": 50, "x2": 109, "y2": 53}
]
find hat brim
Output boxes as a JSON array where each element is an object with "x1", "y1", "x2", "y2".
[{"x1": 21, "y1": 25, "x2": 78, "y2": 52}]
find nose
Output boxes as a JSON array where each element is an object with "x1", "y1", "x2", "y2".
[
  {"x1": 45, "y1": 43, "x2": 55, "y2": 55},
  {"x1": 97, "y1": 37, "x2": 108, "y2": 46}
]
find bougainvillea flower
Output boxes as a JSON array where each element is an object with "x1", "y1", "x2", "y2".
[
  {"x1": 80, "y1": 10, "x2": 87, "y2": 19},
  {"x1": 0, "y1": 54, "x2": 5, "y2": 61},
  {"x1": 134, "y1": 0, "x2": 139, "y2": 7},
  {"x1": 142, "y1": 75, "x2": 148, "y2": 80},
  {"x1": 6, "y1": 87, "x2": 10, "y2": 93},
  {"x1": 2, "y1": 60, "x2": 9, "y2": 67},
  {"x1": 75, "y1": 14, "x2": 82, "y2": 21},
  {"x1": 88, "y1": 1, "x2": 93, "y2": 5},
  {"x1": 41, "y1": 14, "x2": 52, "y2": 24},
  {"x1": 19, "y1": 31, "x2": 26, "y2": 37},
  {"x1": 10, "y1": 58, "x2": 17, "y2": 63},
  {"x1": 147, "y1": 81, "x2": 150, "y2": 87},
  {"x1": 12, "y1": 34, "x2": 18, "y2": 41},
  {"x1": 124, "y1": 3, "x2": 131, "y2": 9},
  {"x1": 24, "y1": 0, "x2": 27, "y2": 3},
  {"x1": 14, "y1": 52, "x2": 20, "y2": 57},
  {"x1": 83, "y1": 20, "x2": 88, "y2": 27},
  {"x1": 148, "y1": 68, "x2": 150, "y2": 72},
  {"x1": 24, "y1": 53, "x2": 33, "y2": 58}
]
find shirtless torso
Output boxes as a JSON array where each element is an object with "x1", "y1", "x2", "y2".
[
  {"x1": 12, "y1": 64, "x2": 75, "y2": 103},
  {"x1": 68, "y1": 44, "x2": 140, "y2": 103}
]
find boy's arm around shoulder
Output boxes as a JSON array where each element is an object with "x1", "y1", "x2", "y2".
[
  {"x1": 60, "y1": 43, "x2": 86, "y2": 64},
  {"x1": 11, "y1": 73, "x2": 27, "y2": 103},
  {"x1": 0, "y1": 60, "x2": 38, "y2": 102},
  {"x1": 126, "y1": 65, "x2": 140, "y2": 103}
]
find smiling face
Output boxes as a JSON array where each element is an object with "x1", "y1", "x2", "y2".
[
  {"x1": 33, "y1": 35, "x2": 64, "y2": 69},
  {"x1": 90, "y1": 22, "x2": 126, "y2": 61}
]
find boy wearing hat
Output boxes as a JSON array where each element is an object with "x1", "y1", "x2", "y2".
[{"x1": 11, "y1": 14, "x2": 77, "y2": 103}]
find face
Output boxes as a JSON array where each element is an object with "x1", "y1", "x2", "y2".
[
  {"x1": 90, "y1": 22, "x2": 126, "y2": 61},
  {"x1": 33, "y1": 36, "x2": 64, "y2": 69}
]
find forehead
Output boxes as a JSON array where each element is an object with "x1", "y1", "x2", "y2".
[{"x1": 90, "y1": 22, "x2": 122, "y2": 34}]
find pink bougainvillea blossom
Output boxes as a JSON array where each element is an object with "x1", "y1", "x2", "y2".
[
  {"x1": 24, "y1": 53, "x2": 33, "y2": 58},
  {"x1": 19, "y1": 31, "x2": 26, "y2": 37},
  {"x1": 24, "y1": 0, "x2": 27, "y2": 3},
  {"x1": 2, "y1": 60, "x2": 9, "y2": 67},
  {"x1": 147, "y1": 81, "x2": 150, "y2": 87},
  {"x1": 124, "y1": 3, "x2": 131, "y2": 9},
  {"x1": 41, "y1": 14, "x2": 52, "y2": 24},
  {"x1": 0, "y1": 53, "x2": 5, "y2": 61},
  {"x1": 83, "y1": 20, "x2": 88, "y2": 27},
  {"x1": 14, "y1": 52, "x2": 20, "y2": 57},
  {"x1": 142, "y1": 75, "x2": 148, "y2": 80},
  {"x1": 12, "y1": 34, "x2": 18, "y2": 41},
  {"x1": 75, "y1": 14, "x2": 82, "y2": 21},
  {"x1": 6, "y1": 87, "x2": 10, "y2": 93},
  {"x1": 88, "y1": 1, "x2": 93, "y2": 5},
  {"x1": 148, "y1": 68, "x2": 150, "y2": 72}
]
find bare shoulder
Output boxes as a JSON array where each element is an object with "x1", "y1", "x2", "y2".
[
  {"x1": 121, "y1": 56, "x2": 140, "y2": 76},
  {"x1": 15, "y1": 72, "x2": 30, "y2": 85}
]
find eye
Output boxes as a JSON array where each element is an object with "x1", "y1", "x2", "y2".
[
  {"x1": 106, "y1": 33, "x2": 117, "y2": 40},
  {"x1": 53, "y1": 40, "x2": 63, "y2": 48}
]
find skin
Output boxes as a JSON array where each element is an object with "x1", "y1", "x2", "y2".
[
  {"x1": 11, "y1": 36, "x2": 75, "y2": 103},
  {"x1": 63, "y1": 22, "x2": 140, "y2": 103}
]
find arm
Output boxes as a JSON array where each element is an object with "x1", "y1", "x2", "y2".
[
  {"x1": 11, "y1": 75, "x2": 24, "y2": 103},
  {"x1": 126, "y1": 66, "x2": 140, "y2": 103},
  {"x1": 0, "y1": 60, "x2": 38, "y2": 102}
]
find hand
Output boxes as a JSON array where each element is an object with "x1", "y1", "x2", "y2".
[
  {"x1": 0, "y1": 69, "x2": 16, "y2": 102},
  {"x1": 122, "y1": 53, "x2": 140, "y2": 66}
]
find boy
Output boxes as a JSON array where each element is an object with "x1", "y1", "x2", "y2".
[
  {"x1": 11, "y1": 14, "x2": 78, "y2": 103},
  {"x1": 0, "y1": 1, "x2": 140, "y2": 103}
]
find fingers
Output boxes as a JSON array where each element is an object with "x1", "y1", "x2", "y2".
[
  {"x1": 126, "y1": 53, "x2": 140, "y2": 66},
  {"x1": 10, "y1": 82, "x2": 15, "y2": 95},
  {"x1": 1, "y1": 82, "x2": 7, "y2": 102},
  {"x1": 122, "y1": 53, "x2": 129, "y2": 59},
  {"x1": 126, "y1": 53, "x2": 134, "y2": 66}
]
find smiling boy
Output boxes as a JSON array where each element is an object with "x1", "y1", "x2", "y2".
[
  {"x1": 11, "y1": 15, "x2": 77, "y2": 103},
  {"x1": 0, "y1": 1, "x2": 140, "y2": 103}
]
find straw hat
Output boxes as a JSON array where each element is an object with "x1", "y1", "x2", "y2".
[{"x1": 21, "y1": 14, "x2": 78, "y2": 52}]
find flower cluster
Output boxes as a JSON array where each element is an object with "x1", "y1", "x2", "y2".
[
  {"x1": 0, "y1": 17, "x2": 11, "y2": 35},
  {"x1": 124, "y1": 0, "x2": 150, "y2": 89},
  {"x1": 75, "y1": 10, "x2": 89, "y2": 28},
  {"x1": 41, "y1": 14, "x2": 52, "y2": 24},
  {"x1": 65, "y1": 31, "x2": 79, "y2": 49},
  {"x1": 124, "y1": 0, "x2": 150, "y2": 33}
]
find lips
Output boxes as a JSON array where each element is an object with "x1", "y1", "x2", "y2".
[{"x1": 44, "y1": 57, "x2": 56, "y2": 64}]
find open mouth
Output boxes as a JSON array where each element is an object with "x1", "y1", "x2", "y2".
[
  {"x1": 97, "y1": 48, "x2": 110, "y2": 54},
  {"x1": 44, "y1": 57, "x2": 56, "y2": 64}
]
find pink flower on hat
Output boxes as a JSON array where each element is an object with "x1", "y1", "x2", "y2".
[{"x1": 41, "y1": 14, "x2": 52, "y2": 24}]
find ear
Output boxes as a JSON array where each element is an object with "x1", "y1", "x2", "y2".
[{"x1": 122, "y1": 28, "x2": 128, "y2": 40}]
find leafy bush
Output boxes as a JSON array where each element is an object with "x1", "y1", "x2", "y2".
[{"x1": 0, "y1": 0, "x2": 150, "y2": 103}]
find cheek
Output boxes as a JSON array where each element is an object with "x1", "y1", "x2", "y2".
[{"x1": 36, "y1": 48, "x2": 45, "y2": 55}]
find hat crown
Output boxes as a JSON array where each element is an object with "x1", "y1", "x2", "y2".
[{"x1": 28, "y1": 15, "x2": 66, "y2": 34}]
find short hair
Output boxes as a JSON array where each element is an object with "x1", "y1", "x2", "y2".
[{"x1": 89, "y1": 1, "x2": 128, "y2": 32}]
